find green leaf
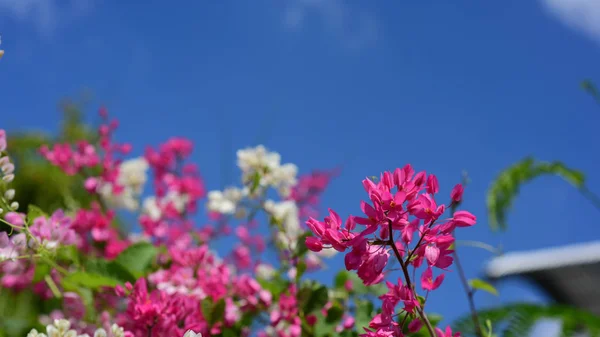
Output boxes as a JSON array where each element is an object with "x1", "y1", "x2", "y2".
[
  {"x1": 62, "y1": 271, "x2": 120, "y2": 289},
  {"x1": 257, "y1": 274, "x2": 288, "y2": 299},
  {"x1": 211, "y1": 299, "x2": 226, "y2": 324},
  {"x1": 113, "y1": 242, "x2": 158, "y2": 279},
  {"x1": 222, "y1": 329, "x2": 237, "y2": 337},
  {"x1": 295, "y1": 232, "x2": 313, "y2": 257},
  {"x1": 27, "y1": 204, "x2": 47, "y2": 223},
  {"x1": 469, "y1": 278, "x2": 498, "y2": 296},
  {"x1": 487, "y1": 157, "x2": 585, "y2": 231},
  {"x1": 325, "y1": 305, "x2": 345, "y2": 324},
  {"x1": 56, "y1": 245, "x2": 80, "y2": 266},
  {"x1": 250, "y1": 172, "x2": 261, "y2": 194},
  {"x1": 303, "y1": 284, "x2": 329, "y2": 314},
  {"x1": 344, "y1": 272, "x2": 386, "y2": 296},
  {"x1": 84, "y1": 258, "x2": 136, "y2": 283},
  {"x1": 33, "y1": 263, "x2": 51, "y2": 283},
  {"x1": 201, "y1": 298, "x2": 214, "y2": 323},
  {"x1": 354, "y1": 299, "x2": 374, "y2": 333},
  {"x1": 334, "y1": 270, "x2": 351, "y2": 289},
  {"x1": 296, "y1": 261, "x2": 307, "y2": 282}
]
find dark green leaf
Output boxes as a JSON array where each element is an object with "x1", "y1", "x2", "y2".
[
  {"x1": 211, "y1": 299, "x2": 226, "y2": 324},
  {"x1": 325, "y1": 305, "x2": 345, "y2": 324},
  {"x1": 201, "y1": 298, "x2": 214, "y2": 323},
  {"x1": 303, "y1": 285, "x2": 329, "y2": 314},
  {"x1": 334, "y1": 271, "x2": 351, "y2": 289}
]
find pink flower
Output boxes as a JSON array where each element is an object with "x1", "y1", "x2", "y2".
[
  {"x1": 408, "y1": 318, "x2": 423, "y2": 333},
  {"x1": 421, "y1": 267, "x2": 445, "y2": 291},
  {"x1": 436, "y1": 326, "x2": 461, "y2": 337},
  {"x1": 452, "y1": 210, "x2": 476, "y2": 227},
  {"x1": 0, "y1": 129, "x2": 7, "y2": 152},
  {"x1": 4, "y1": 212, "x2": 25, "y2": 227},
  {"x1": 357, "y1": 246, "x2": 389, "y2": 285}
]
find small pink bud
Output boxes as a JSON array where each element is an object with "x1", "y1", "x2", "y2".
[
  {"x1": 84, "y1": 177, "x2": 98, "y2": 193},
  {"x1": 344, "y1": 279, "x2": 353, "y2": 291},
  {"x1": 426, "y1": 174, "x2": 439, "y2": 194},
  {"x1": 451, "y1": 184, "x2": 464, "y2": 203}
]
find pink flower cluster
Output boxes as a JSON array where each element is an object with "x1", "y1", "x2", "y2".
[
  {"x1": 139, "y1": 137, "x2": 205, "y2": 241},
  {"x1": 39, "y1": 141, "x2": 100, "y2": 176},
  {"x1": 305, "y1": 165, "x2": 476, "y2": 336}
]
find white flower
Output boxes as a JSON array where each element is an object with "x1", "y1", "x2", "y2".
[
  {"x1": 45, "y1": 319, "x2": 76, "y2": 337},
  {"x1": 93, "y1": 329, "x2": 107, "y2": 337},
  {"x1": 4, "y1": 188, "x2": 15, "y2": 200},
  {"x1": 98, "y1": 157, "x2": 149, "y2": 211},
  {"x1": 127, "y1": 232, "x2": 151, "y2": 243},
  {"x1": 265, "y1": 200, "x2": 301, "y2": 250},
  {"x1": 141, "y1": 191, "x2": 189, "y2": 220},
  {"x1": 255, "y1": 263, "x2": 276, "y2": 280},
  {"x1": 206, "y1": 187, "x2": 246, "y2": 215},
  {"x1": 236, "y1": 146, "x2": 298, "y2": 197},
  {"x1": 267, "y1": 163, "x2": 298, "y2": 198},
  {"x1": 111, "y1": 324, "x2": 125, "y2": 337},
  {"x1": 237, "y1": 145, "x2": 281, "y2": 174},
  {"x1": 183, "y1": 330, "x2": 202, "y2": 337},
  {"x1": 26, "y1": 329, "x2": 48, "y2": 337},
  {"x1": 141, "y1": 197, "x2": 161, "y2": 220},
  {"x1": 118, "y1": 157, "x2": 149, "y2": 193}
]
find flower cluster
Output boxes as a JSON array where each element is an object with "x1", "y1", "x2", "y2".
[
  {"x1": 1, "y1": 129, "x2": 18, "y2": 213},
  {"x1": 305, "y1": 165, "x2": 475, "y2": 336},
  {"x1": 25, "y1": 319, "x2": 131, "y2": 337},
  {"x1": 0, "y1": 108, "x2": 482, "y2": 337}
]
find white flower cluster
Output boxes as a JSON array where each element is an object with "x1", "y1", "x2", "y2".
[
  {"x1": 141, "y1": 190, "x2": 189, "y2": 221},
  {"x1": 206, "y1": 187, "x2": 247, "y2": 216},
  {"x1": 26, "y1": 320, "x2": 126, "y2": 337},
  {"x1": 98, "y1": 157, "x2": 149, "y2": 211},
  {"x1": 236, "y1": 145, "x2": 298, "y2": 198},
  {"x1": 264, "y1": 200, "x2": 301, "y2": 251},
  {"x1": 206, "y1": 145, "x2": 298, "y2": 217},
  {"x1": 0, "y1": 129, "x2": 18, "y2": 214},
  {"x1": 183, "y1": 331, "x2": 202, "y2": 337}
]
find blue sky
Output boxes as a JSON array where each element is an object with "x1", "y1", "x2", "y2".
[{"x1": 2, "y1": 0, "x2": 600, "y2": 334}]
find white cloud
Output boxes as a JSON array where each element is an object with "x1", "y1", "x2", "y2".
[
  {"x1": 282, "y1": 0, "x2": 379, "y2": 49},
  {"x1": 0, "y1": 0, "x2": 94, "y2": 36},
  {"x1": 540, "y1": 0, "x2": 600, "y2": 43}
]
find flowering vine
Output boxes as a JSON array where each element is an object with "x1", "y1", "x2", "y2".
[{"x1": 0, "y1": 108, "x2": 485, "y2": 337}]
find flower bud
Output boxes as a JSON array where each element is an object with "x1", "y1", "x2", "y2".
[
  {"x1": 4, "y1": 189, "x2": 15, "y2": 200},
  {"x1": 450, "y1": 183, "x2": 464, "y2": 203}
]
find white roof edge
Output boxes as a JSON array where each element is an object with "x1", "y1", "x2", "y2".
[{"x1": 485, "y1": 241, "x2": 600, "y2": 279}]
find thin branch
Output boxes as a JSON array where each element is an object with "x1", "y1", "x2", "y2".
[{"x1": 387, "y1": 220, "x2": 436, "y2": 337}]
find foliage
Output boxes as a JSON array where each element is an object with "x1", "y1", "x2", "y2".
[
  {"x1": 453, "y1": 303, "x2": 600, "y2": 337},
  {"x1": 486, "y1": 157, "x2": 585, "y2": 231}
]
